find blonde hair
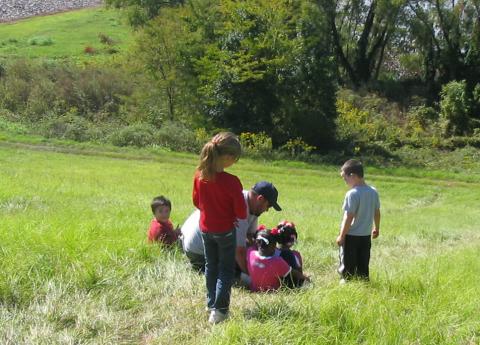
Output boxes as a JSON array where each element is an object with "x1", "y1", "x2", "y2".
[{"x1": 197, "y1": 132, "x2": 242, "y2": 180}]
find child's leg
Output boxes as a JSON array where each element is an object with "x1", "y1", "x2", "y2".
[
  {"x1": 339, "y1": 235, "x2": 359, "y2": 279},
  {"x1": 212, "y1": 229, "x2": 236, "y2": 313},
  {"x1": 356, "y1": 236, "x2": 371, "y2": 280},
  {"x1": 201, "y1": 232, "x2": 219, "y2": 310}
]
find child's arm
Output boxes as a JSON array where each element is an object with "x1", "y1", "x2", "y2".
[
  {"x1": 372, "y1": 208, "x2": 381, "y2": 239},
  {"x1": 192, "y1": 178, "x2": 200, "y2": 208},
  {"x1": 235, "y1": 246, "x2": 248, "y2": 273},
  {"x1": 336, "y1": 211, "x2": 355, "y2": 246},
  {"x1": 290, "y1": 268, "x2": 310, "y2": 283}
]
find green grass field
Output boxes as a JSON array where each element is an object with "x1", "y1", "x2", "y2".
[
  {"x1": 0, "y1": 136, "x2": 479, "y2": 344},
  {"x1": 0, "y1": 7, "x2": 133, "y2": 61}
]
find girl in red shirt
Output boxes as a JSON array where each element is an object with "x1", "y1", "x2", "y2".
[{"x1": 193, "y1": 132, "x2": 246, "y2": 324}]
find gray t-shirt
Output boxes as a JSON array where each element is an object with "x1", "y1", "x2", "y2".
[
  {"x1": 181, "y1": 190, "x2": 258, "y2": 255},
  {"x1": 342, "y1": 185, "x2": 380, "y2": 236}
]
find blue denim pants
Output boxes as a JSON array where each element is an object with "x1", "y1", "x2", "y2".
[{"x1": 201, "y1": 229, "x2": 236, "y2": 313}]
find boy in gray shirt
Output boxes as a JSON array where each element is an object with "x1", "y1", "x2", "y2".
[{"x1": 336, "y1": 159, "x2": 381, "y2": 281}]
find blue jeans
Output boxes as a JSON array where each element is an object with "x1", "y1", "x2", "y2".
[{"x1": 201, "y1": 229, "x2": 236, "y2": 313}]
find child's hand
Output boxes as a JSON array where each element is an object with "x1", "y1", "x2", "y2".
[
  {"x1": 372, "y1": 228, "x2": 379, "y2": 239},
  {"x1": 336, "y1": 235, "x2": 345, "y2": 246},
  {"x1": 174, "y1": 224, "x2": 181, "y2": 235}
]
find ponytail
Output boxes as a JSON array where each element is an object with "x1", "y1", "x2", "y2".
[
  {"x1": 196, "y1": 132, "x2": 242, "y2": 180},
  {"x1": 198, "y1": 141, "x2": 219, "y2": 181}
]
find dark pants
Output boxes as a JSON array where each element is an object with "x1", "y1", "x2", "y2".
[
  {"x1": 201, "y1": 229, "x2": 236, "y2": 313},
  {"x1": 185, "y1": 251, "x2": 206, "y2": 273},
  {"x1": 338, "y1": 235, "x2": 371, "y2": 280}
]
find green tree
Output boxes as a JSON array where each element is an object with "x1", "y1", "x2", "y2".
[
  {"x1": 136, "y1": 7, "x2": 189, "y2": 121},
  {"x1": 179, "y1": 0, "x2": 337, "y2": 148},
  {"x1": 105, "y1": 0, "x2": 185, "y2": 27},
  {"x1": 318, "y1": 0, "x2": 406, "y2": 87},
  {"x1": 407, "y1": 1, "x2": 480, "y2": 92}
]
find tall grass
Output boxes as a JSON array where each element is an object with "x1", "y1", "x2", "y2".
[{"x1": 0, "y1": 143, "x2": 479, "y2": 344}]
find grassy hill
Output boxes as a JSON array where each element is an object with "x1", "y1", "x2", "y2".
[
  {"x1": 0, "y1": 135, "x2": 478, "y2": 344},
  {"x1": 0, "y1": 7, "x2": 133, "y2": 61}
]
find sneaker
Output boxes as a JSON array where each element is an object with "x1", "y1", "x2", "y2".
[
  {"x1": 339, "y1": 278, "x2": 347, "y2": 285},
  {"x1": 208, "y1": 310, "x2": 228, "y2": 324}
]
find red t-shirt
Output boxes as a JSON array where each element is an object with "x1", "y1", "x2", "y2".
[
  {"x1": 147, "y1": 219, "x2": 177, "y2": 245},
  {"x1": 192, "y1": 171, "x2": 247, "y2": 233},
  {"x1": 247, "y1": 247, "x2": 292, "y2": 292}
]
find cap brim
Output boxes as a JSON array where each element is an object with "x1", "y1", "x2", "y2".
[{"x1": 272, "y1": 203, "x2": 281, "y2": 211}]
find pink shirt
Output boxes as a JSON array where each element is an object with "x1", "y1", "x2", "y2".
[{"x1": 247, "y1": 247, "x2": 291, "y2": 292}]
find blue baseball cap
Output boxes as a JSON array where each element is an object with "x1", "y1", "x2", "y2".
[{"x1": 252, "y1": 181, "x2": 281, "y2": 211}]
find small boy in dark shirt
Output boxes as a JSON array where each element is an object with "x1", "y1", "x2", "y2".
[{"x1": 271, "y1": 220, "x2": 307, "y2": 287}]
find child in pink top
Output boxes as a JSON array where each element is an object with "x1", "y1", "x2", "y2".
[{"x1": 247, "y1": 229, "x2": 293, "y2": 292}]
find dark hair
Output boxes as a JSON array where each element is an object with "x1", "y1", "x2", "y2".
[
  {"x1": 255, "y1": 230, "x2": 276, "y2": 250},
  {"x1": 272, "y1": 221, "x2": 298, "y2": 246},
  {"x1": 341, "y1": 159, "x2": 364, "y2": 178},
  {"x1": 151, "y1": 195, "x2": 171, "y2": 213}
]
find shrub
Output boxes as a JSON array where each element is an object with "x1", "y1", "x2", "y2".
[
  {"x1": 0, "y1": 77, "x2": 30, "y2": 112},
  {"x1": 84, "y1": 46, "x2": 96, "y2": 55},
  {"x1": 106, "y1": 47, "x2": 119, "y2": 54},
  {"x1": 194, "y1": 128, "x2": 210, "y2": 148},
  {"x1": 0, "y1": 60, "x2": 129, "y2": 117},
  {"x1": 405, "y1": 105, "x2": 440, "y2": 143},
  {"x1": 440, "y1": 80, "x2": 470, "y2": 136},
  {"x1": 0, "y1": 115, "x2": 28, "y2": 134},
  {"x1": 72, "y1": 67, "x2": 133, "y2": 116},
  {"x1": 336, "y1": 89, "x2": 403, "y2": 151},
  {"x1": 239, "y1": 132, "x2": 273, "y2": 156},
  {"x1": 98, "y1": 33, "x2": 115, "y2": 45},
  {"x1": 472, "y1": 83, "x2": 480, "y2": 125},
  {"x1": 280, "y1": 137, "x2": 315, "y2": 157},
  {"x1": 25, "y1": 79, "x2": 58, "y2": 121},
  {"x1": 336, "y1": 98, "x2": 401, "y2": 150},
  {"x1": 153, "y1": 121, "x2": 199, "y2": 152},
  {"x1": 27, "y1": 36, "x2": 54, "y2": 46},
  {"x1": 39, "y1": 112, "x2": 100, "y2": 142},
  {"x1": 109, "y1": 123, "x2": 156, "y2": 147}
]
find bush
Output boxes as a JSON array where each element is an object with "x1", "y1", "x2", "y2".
[
  {"x1": 405, "y1": 105, "x2": 441, "y2": 143},
  {"x1": 27, "y1": 36, "x2": 54, "y2": 46},
  {"x1": 0, "y1": 114, "x2": 28, "y2": 134},
  {"x1": 25, "y1": 79, "x2": 58, "y2": 121},
  {"x1": 280, "y1": 137, "x2": 315, "y2": 158},
  {"x1": 153, "y1": 121, "x2": 200, "y2": 152},
  {"x1": 109, "y1": 123, "x2": 156, "y2": 147},
  {"x1": 335, "y1": 98, "x2": 401, "y2": 151},
  {"x1": 440, "y1": 80, "x2": 470, "y2": 136},
  {"x1": 0, "y1": 59, "x2": 135, "y2": 122},
  {"x1": 84, "y1": 46, "x2": 96, "y2": 55},
  {"x1": 98, "y1": 33, "x2": 115, "y2": 45},
  {"x1": 39, "y1": 112, "x2": 102, "y2": 142},
  {"x1": 336, "y1": 89, "x2": 404, "y2": 149},
  {"x1": 239, "y1": 132, "x2": 273, "y2": 157}
]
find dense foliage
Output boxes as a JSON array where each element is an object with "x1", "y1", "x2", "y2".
[{"x1": 1, "y1": 0, "x2": 480, "y2": 158}]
